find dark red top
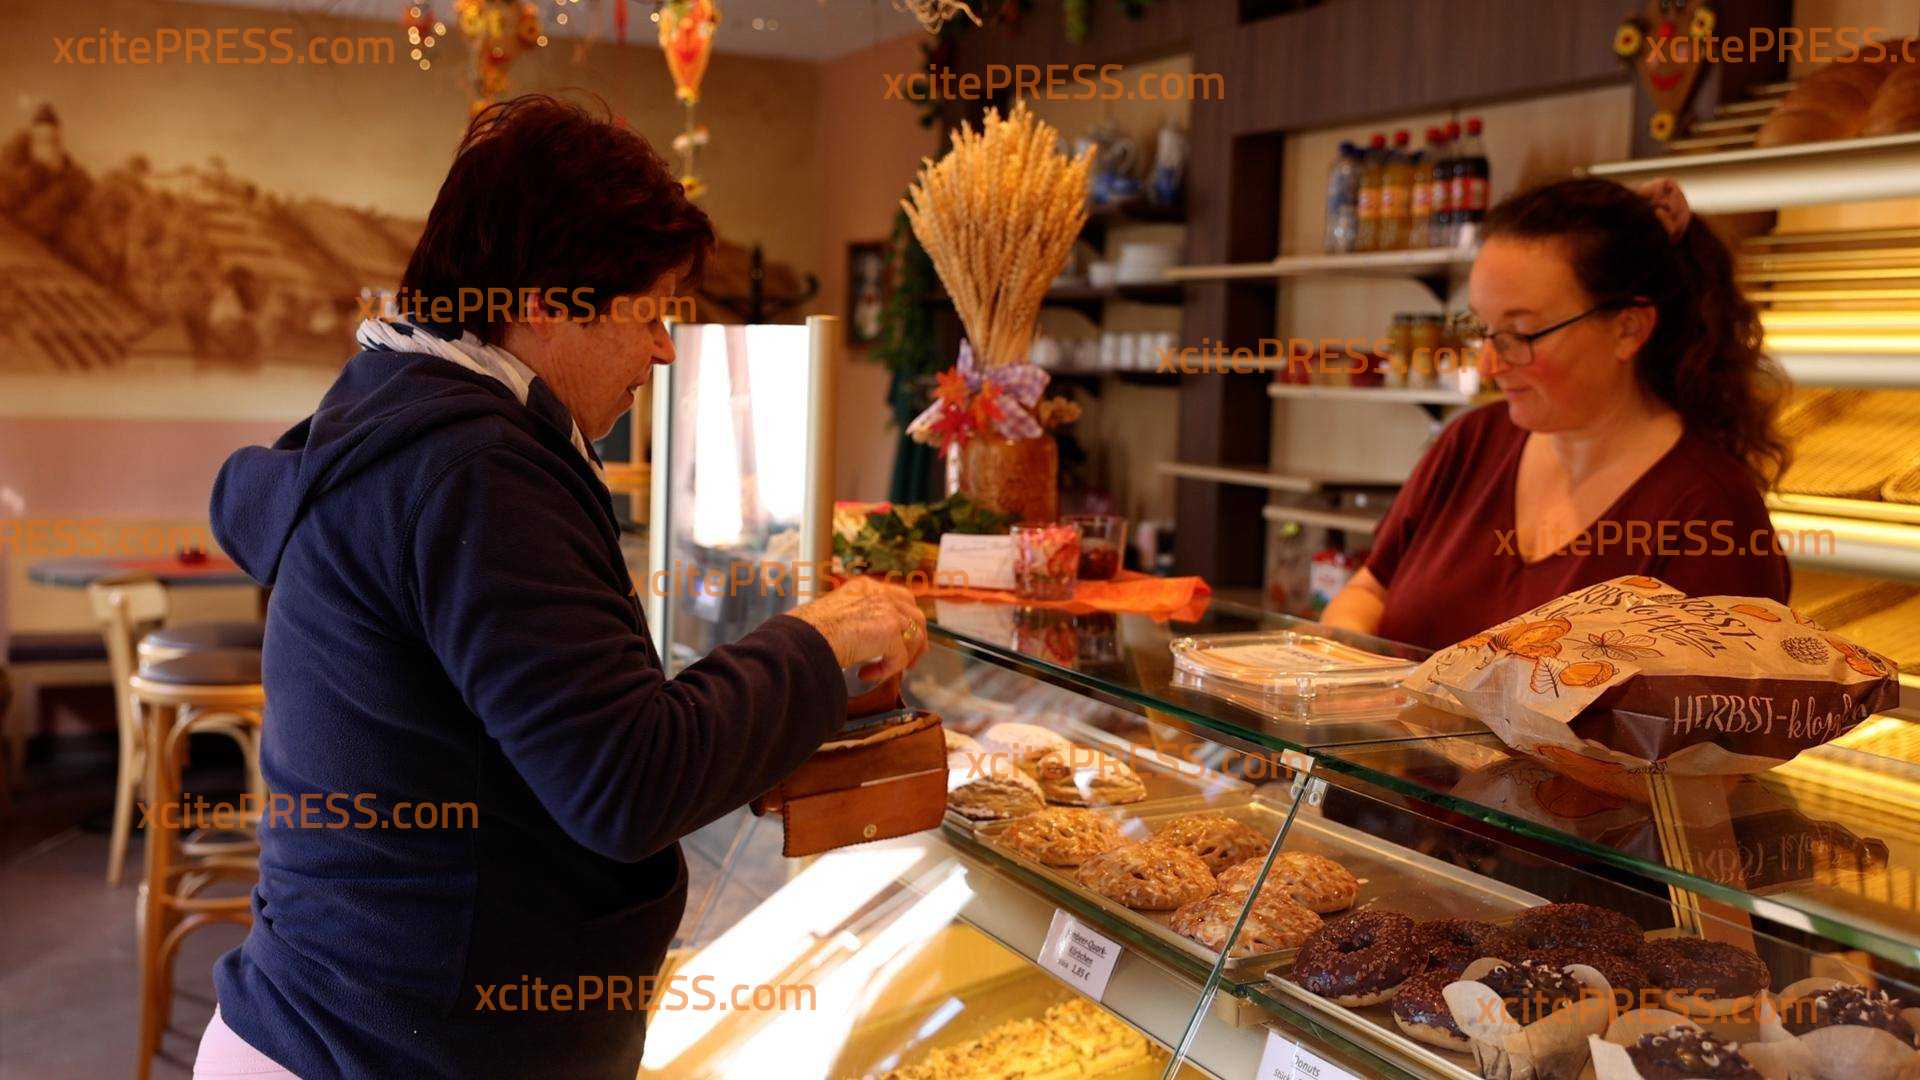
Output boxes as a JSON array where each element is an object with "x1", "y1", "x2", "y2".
[{"x1": 1368, "y1": 404, "x2": 1790, "y2": 650}]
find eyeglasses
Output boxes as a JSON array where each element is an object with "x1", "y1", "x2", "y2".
[{"x1": 1455, "y1": 302, "x2": 1628, "y2": 368}]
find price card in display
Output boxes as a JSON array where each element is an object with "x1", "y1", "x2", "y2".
[
  {"x1": 1038, "y1": 910, "x2": 1121, "y2": 1000},
  {"x1": 1253, "y1": 1028, "x2": 1296, "y2": 1080},
  {"x1": 936, "y1": 533, "x2": 1015, "y2": 591},
  {"x1": 1290, "y1": 1042, "x2": 1362, "y2": 1080}
]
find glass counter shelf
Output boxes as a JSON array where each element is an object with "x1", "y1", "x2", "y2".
[{"x1": 921, "y1": 597, "x2": 1920, "y2": 972}]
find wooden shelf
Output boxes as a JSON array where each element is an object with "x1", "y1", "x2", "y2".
[
  {"x1": 1770, "y1": 508, "x2": 1920, "y2": 584},
  {"x1": 1084, "y1": 199, "x2": 1187, "y2": 227},
  {"x1": 1774, "y1": 351, "x2": 1920, "y2": 389},
  {"x1": 1166, "y1": 247, "x2": 1475, "y2": 285},
  {"x1": 1260, "y1": 503, "x2": 1383, "y2": 535},
  {"x1": 1586, "y1": 131, "x2": 1920, "y2": 214},
  {"x1": 1040, "y1": 364, "x2": 1179, "y2": 386},
  {"x1": 1155, "y1": 461, "x2": 1405, "y2": 493}
]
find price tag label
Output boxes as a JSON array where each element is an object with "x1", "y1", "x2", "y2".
[
  {"x1": 936, "y1": 533, "x2": 1016, "y2": 591},
  {"x1": 1253, "y1": 1028, "x2": 1296, "y2": 1079},
  {"x1": 1290, "y1": 1042, "x2": 1362, "y2": 1080},
  {"x1": 1038, "y1": 910, "x2": 1121, "y2": 1000}
]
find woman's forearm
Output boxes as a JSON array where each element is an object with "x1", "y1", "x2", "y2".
[{"x1": 1319, "y1": 567, "x2": 1387, "y2": 636}]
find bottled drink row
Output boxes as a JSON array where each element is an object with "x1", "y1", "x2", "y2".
[{"x1": 1324, "y1": 118, "x2": 1490, "y2": 254}]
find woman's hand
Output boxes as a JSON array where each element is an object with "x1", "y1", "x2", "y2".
[{"x1": 788, "y1": 576, "x2": 930, "y2": 682}]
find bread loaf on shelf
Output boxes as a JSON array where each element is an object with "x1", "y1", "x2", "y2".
[
  {"x1": 1756, "y1": 57, "x2": 1893, "y2": 147},
  {"x1": 1863, "y1": 62, "x2": 1920, "y2": 136}
]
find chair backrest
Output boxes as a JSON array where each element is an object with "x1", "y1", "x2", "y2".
[{"x1": 88, "y1": 574, "x2": 167, "y2": 743}]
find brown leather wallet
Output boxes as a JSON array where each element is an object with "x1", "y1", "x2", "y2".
[{"x1": 750, "y1": 678, "x2": 948, "y2": 857}]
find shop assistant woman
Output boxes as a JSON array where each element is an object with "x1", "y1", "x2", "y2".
[
  {"x1": 196, "y1": 95, "x2": 927, "y2": 1079},
  {"x1": 1323, "y1": 178, "x2": 1791, "y2": 649}
]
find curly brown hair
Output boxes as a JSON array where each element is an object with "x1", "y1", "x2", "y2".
[{"x1": 1481, "y1": 177, "x2": 1790, "y2": 489}]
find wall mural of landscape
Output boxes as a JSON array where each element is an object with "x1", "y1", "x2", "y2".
[{"x1": 0, "y1": 103, "x2": 422, "y2": 373}]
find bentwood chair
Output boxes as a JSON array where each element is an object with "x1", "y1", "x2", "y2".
[
  {"x1": 129, "y1": 651, "x2": 265, "y2": 1080},
  {"x1": 89, "y1": 575, "x2": 264, "y2": 885}
]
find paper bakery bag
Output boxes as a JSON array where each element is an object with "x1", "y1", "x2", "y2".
[{"x1": 1405, "y1": 576, "x2": 1899, "y2": 795}]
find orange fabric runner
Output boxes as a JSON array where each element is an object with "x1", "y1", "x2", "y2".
[{"x1": 906, "y1": 569, "x2": 1211, "y2": 621}]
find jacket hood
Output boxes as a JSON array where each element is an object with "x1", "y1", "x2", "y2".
[{"x1": 210, "y1": 348, "x2": 563, "y2": 586}]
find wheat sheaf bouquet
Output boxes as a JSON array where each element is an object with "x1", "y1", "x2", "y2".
[{"x1": 903, "y1": 100, "x2": 1094, "y2": 372}]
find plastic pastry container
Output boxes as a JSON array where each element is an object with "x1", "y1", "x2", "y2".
[{"x1": 1168, "y1": 630, "x2": 1419, "y2": 718}]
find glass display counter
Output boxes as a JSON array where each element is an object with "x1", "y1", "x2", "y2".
[{"x1": 655, "y1": 598, "x2": 1920, "y2": 1078}]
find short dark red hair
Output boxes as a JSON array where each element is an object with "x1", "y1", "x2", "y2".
[{"x1": 400, "y1": 93, "x2": 714, "y2": 344}]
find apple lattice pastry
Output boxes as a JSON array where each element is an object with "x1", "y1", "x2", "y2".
[
  {"x1": 1074, "y1": 841, "x2": 1218, "y2": 911},
  {"x1": 1150, "y1": 812, "x2": 1269, "y2": 873},
  {"x1": 1169, "y1": 890, "x2": 1323, "y2": 957}
]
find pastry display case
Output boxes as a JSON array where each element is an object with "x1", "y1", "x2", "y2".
[{"x1": 656, "y1": 598, "x2": 1920, "y2": 1079}]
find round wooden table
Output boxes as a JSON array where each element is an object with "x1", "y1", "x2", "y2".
[{"x1": 26, "y1": 555, "x2": 255, "y2": 589}]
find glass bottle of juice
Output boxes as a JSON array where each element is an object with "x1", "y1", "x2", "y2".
[
  {"x1": 1452, "y1": 116, "x2": 1490, "y2": 248},
  {"x1": 1433, "y1": 120, "x2": 1461, "y2": 247},
  {"x1": 1323, "y1": 141, "x2": 1360, "y2": 253},
  {"x1": 1377, "y1": 129, "x2": 1412, "y2": 251},
  {"x1": 1354, "y1": 133, "x2": 1386, "y2": 253},
  {"x1": 1408, "y1": 128, "x2": 1439, "y2": 249}
]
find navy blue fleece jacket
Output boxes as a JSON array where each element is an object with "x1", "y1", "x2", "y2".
[{"x1": 208, "y1": 344, "x2": 846, "y2": 1078}]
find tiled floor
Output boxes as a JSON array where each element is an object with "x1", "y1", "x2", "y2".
[{"x1": 0, "y1": 739, "x2": 788, "y2": 1080}]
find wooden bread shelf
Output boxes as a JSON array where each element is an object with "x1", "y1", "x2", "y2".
[{"x1": 1586, "y1": 131, "x2": 1920, "y2": 214}]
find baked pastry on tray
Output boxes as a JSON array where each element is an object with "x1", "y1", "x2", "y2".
[
  {"x1": 945, "y1": 745, "x2": 1045, "y2": 822},
  {"x1": 1151, "y1": 812, "x2": 1268, "y2": 873},
  {"x1": 1169, "y1": 889, "x2": 1323, "y2": 957},
  {"x1": 996, "y1": 807, "x2": 1127, "y2": 867},
  {"x1": 931, "y1": 1018, "x2": 1081, "y2": 1080},
  {"x1": 1217, "y1": 850, "x2": 1359, "y2": 914},
  {"x1": 1031, "y1": 747, "x2": 1147, "y2": 807},
  {"x1": 1074, "y1": 841, "x2": 1218, "y2": 911},
  {"x1": 1041, "y1": 998, "x2": 1157, "y2": 1073},
  {"x1": 979, "y1": 722, "x2": 1074, "y2": 771}
]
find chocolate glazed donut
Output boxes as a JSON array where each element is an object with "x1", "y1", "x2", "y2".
[
  {"x1": 1511, "y1": 902, "x2": 1644, "y2": 956},
  {"x1": 1525, "y1": 946, "x2": 1652, "y2": 1004},
  {"x1": 1408, "y1": 919, "x2": 1523, "y2": 977},
  {"x1": 1637, "y1": 938, "x2": 1771, "y2": 1001},
  {"x1": 1294, "y1": 911, "x2": 1418, "y2": 1006},
  {"x1": 1391, "y1": 969, "x2": 1473, "y2": 1051}
]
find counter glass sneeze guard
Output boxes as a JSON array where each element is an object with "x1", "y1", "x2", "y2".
[{"x1": 921, "y1": 598, "x2": 1920, "y2": 972}]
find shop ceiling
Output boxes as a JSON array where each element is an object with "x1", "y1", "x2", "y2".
[{"x1": 182, "y1": 0, "x2": 921, "y2": 60}]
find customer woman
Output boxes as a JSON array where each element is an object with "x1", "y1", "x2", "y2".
[
  {"x1": 1322, "y1": 177, "x2": 1791, "y2": 649},
  {"x1": 195, "y1": 95, "x2": 926, "y2": 1079}
]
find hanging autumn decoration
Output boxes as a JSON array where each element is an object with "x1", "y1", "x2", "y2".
[
  {"x1": 654, "y1": 0, "x2": 720, "y2": 198},
  {"x1": 403, "y1": 3, "x2": 447, "y2": 71},
  {"x1": 1614, "y1": 0, "x2": 1716, "y2": 141},
  {"x1": 897, "y1": 0, "x2": 980, "y2": 34},
  {"x1": 658, "y1": 0, "x2": 719, "y2": 104},
  {"x1": 455, "y1": 0, "x2": 548, "y2": 115}
]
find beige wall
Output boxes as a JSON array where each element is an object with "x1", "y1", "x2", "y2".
[{"x1": 815, "y1": 33, "x2": 941, "y2": 502}]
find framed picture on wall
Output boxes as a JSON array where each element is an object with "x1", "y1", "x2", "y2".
[{"x1": 846, "y1": 240, "x2": 889, "y2": 347}]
